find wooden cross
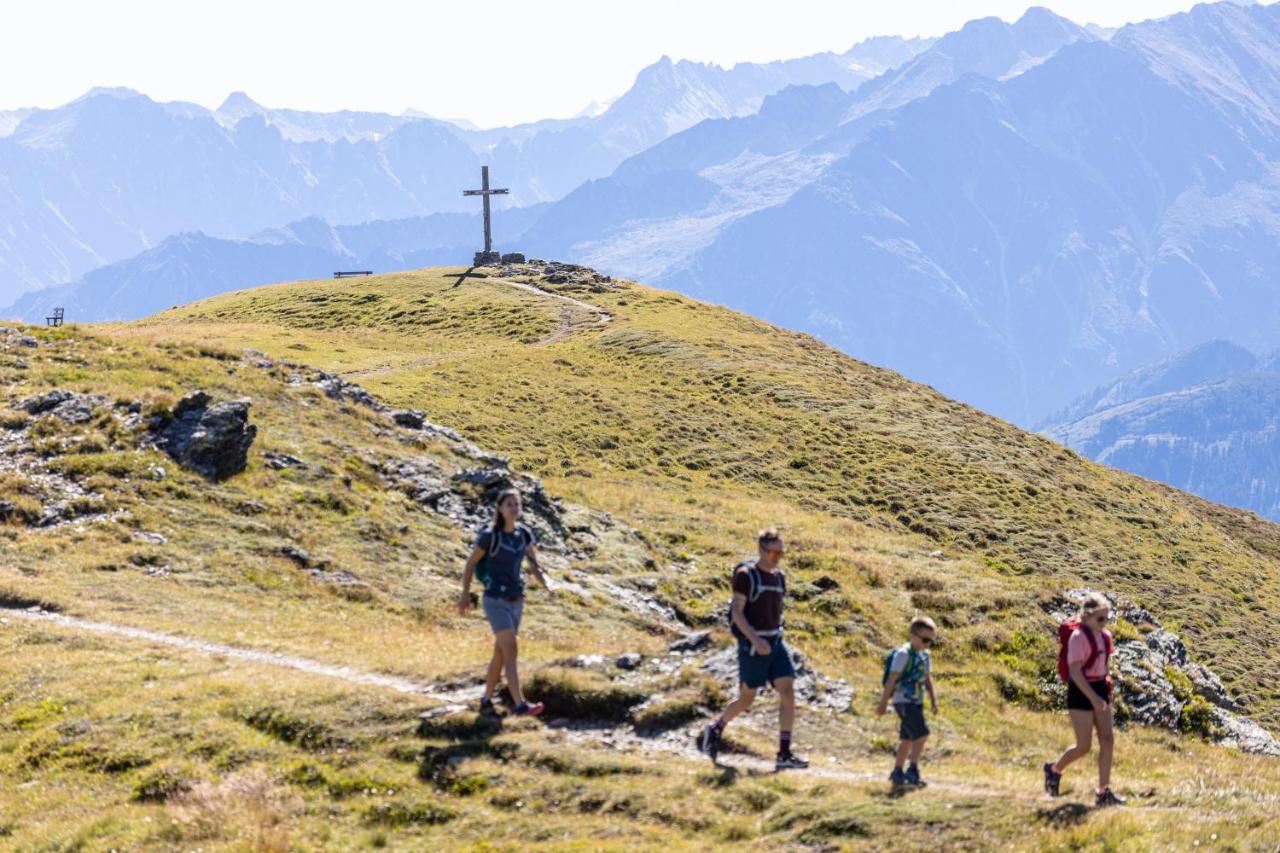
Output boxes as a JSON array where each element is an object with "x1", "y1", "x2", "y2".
[{"x1": 462, "y1": 166, "x2": 509, "y2": 256}]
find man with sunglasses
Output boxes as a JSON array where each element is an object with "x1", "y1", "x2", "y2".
[
  {"x1": 877, "y1": 615, "x2": 938, "y2": 787},
  {"x1": 699, "y1": 528, "x2": 809, "y2": 771}
]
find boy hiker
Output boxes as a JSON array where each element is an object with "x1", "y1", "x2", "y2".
[
  {"x1": 699, "y1": 528, "x2": 809, "y2": 771},
  {"x1": 877, "y1": 615, "x2": 938, "y2": 787}
]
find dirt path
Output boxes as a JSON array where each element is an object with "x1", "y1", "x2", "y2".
[
  {"x1": 0, "y1": 604, "x2": 1253, "y2": 815},
  {"x1": 3, "y1": 603, "x2": 1004, "y2": 798},
  {"x1": 341, "y1": 277, "x2": 612, "y2": 379},
  {"x1": 2, "y1": 605, "x2": 447, "y2": 698}
]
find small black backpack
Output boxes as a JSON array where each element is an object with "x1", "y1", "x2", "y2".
[{"x1": 726, "y1": 559, "x2": 785, "y2": 640}]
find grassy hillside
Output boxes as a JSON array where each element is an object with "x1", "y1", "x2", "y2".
[
  {"x1": 0, "y1": 264, "x2": 1277, "y2": 849},
  {"x1": 128, "y1": 265, "x2": 1280, "y2": 723}
]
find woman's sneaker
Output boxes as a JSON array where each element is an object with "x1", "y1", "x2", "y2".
[
  {"x1": 479, "y1": 697, "x2": 497, "y2": 717},
  {"x1": 699, "y1": 724, "x2": 721, "y2": 762},
  {"x1": 513, "y1": 701, "x2": 544, "y2": 717},
  {"x1": 1095, "y1": 787, "x2": 1125, "y2": 807},
  {"x1": 1043, "y1": 763, "x2": 1062, "y2": 797},
  {"x1": 775, "y1": 750, "x2": 809, "y2": 771}
]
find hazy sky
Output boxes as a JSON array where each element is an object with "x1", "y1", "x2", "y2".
[{"x1": 4, "y1": 1, "x2": 1212, "y2": 127}]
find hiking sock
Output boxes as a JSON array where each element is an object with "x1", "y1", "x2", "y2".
[{"x1": 779, "y1": 731, "x2": 792, "y2": 754}]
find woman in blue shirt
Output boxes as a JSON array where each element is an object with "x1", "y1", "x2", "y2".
[{"x1": 458, "y1": 488, "x2": 555, "y2": 716}]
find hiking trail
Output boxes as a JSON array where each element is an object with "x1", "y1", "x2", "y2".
[
  {"x1": 0, "y1": 603, "x2": 1248, "y2": 816},
  {"x1": 341, "y1": 276, "x2": 612, "y2": 379}
]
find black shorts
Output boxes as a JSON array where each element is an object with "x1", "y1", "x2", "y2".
[
  {"x1": 893, "y1": 702, "x2": 929, "y2": 740},
  {"x1": 1066, "y1": 679, "x2": 1111, "y2": 712}
]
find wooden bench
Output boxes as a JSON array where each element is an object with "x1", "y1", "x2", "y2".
[
  {"x1": 333, "y1": 271, "x2": 373, "y2": 279},
  {"x1": 45, "y1": 307, "x2": 64, "y2": 327}
]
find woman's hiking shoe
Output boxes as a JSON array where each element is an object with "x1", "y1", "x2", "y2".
[
  {"x1": 1043, "y1": 763, "x2": 1062, "y2": 797},
  {"x1": 513, "y1": 701, "x2": 544, "y2": 717},
  {"x1": 775, "y1": 750, "x2": 809, "y2": 771},
  {"x1": 479, "y1": 697, "x2": 497, "y2": 717},
  {"x1": 889, "y1": 767, "x2": 907, "y2": 787},
  {"x1": 1095, "y1": 787, "x2": 1125, "y2": 807},
  {"x1": 904, "y1": 765, "x2": 925, "y2": 787},
  {"x1": 699, "y1": 724, "x2": 721, "y2": 762}
]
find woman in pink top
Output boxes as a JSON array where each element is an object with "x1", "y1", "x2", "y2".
[{"x1": 1043, "y1": 593, "x2": 1125, "y2": 807}]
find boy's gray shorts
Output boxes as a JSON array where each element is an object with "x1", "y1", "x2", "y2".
[{"x1": 482, "y1": 595, "x2": 524, "y2": 635}]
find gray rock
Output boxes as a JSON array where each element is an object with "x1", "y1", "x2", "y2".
[
  {"x1": 17, "y1": 336, "x2": 38, "y2": 348},
  {"x1": 264, "y1": 450, "x2": 305, "y2": 470},
  {"x1": 616, "y1": 653, "x2": 644, "y2": 671},
  {"x1": 669, "y1": 630, "x2": 713, "y2": 653},
  {"x1": 132, "y1": 531, "x2": 167, "y2": 545},
  {"x1": 280, "y1": 545, "x2": 314, "y2": 567},
  {"x1": 391, "y1": 410, "x2": 426, "y2": 429},
  {"x1": 19, "y1": 390, "x2": 74, "y2": 414},
  {"x1": 1051, "y1": 588, "x2": 1278, "y2": 754},
  {"x1": 152, "y1": 391, "x2": 256, "y2": 481},
  {"x1": 313, "y1": 372, "x2": 386, "y2": 411}
]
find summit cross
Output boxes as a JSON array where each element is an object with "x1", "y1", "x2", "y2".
[{"x1": 462, "y1": 166, "x2": 509, "y2": 262}]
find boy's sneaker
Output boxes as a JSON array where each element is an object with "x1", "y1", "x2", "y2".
[
  {"x1": 775, "y1": 750, "x2": 809, "y2": 771},
  {"x1": 1095, "y1": 787, "x2": 1126, "y2": 808},
  {"x1": 1043, "y1": 763, "x2": 1061, "y2": 797},
  {"x1": 905, "y1": 765, "x2": 925, "y2": 787},
  {"x1": 889, "y1": 767, "x2": 907, "y2": 787},
  {"x1": 699, "y1": 724, "x2": 721, "y2": 762},
  {"x1": 513, "y1": 701, "x2": 544, "y2": 717}
]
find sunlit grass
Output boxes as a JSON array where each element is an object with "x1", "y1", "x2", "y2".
[{"x1": 1, "y1": 265, "x2": 1279, "y2": 847}]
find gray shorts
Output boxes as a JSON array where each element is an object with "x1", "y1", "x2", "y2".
[{"x1": 482, "y1": 594, "x2": 524, "y2": 635}]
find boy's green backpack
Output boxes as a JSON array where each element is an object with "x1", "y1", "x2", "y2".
[{"x1": 881, "y1": 643, "x2": 924, "y2": 694}]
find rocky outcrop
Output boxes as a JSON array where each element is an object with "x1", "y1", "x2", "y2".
[
  {"x1": 245, "y1": 351, "x2": 660, "y2": 614},
  {"x1": 151, "y1": 391, "x2": 256, "y2": 481},
  {"x1": 18, "y1": 390, "x2": 106, "y2": 424},
  {"x1": 696, "y1": 644, "x2": 855, "y2": 713},
  {"x1": 1049, "y1": 590, "x2": 1280, "y2": 756},
  {"x1": 494, "y1": 260, "x2": 619, "y2": 292}
]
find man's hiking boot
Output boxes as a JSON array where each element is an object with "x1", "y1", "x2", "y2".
[
  {"x1": 513, "y1": 701, "x2": 544, "y2": 717},
  {"x1": 1043, "y1": 763, "x2": 1061, "y2": 797},
  {"x1": 904, "y1": 765, "x2": 925, "y2": 787},
  {"x1": 775, "y1": 750, "x2": 809, "y2": 771},
  {"x1": 699, "y1": 724, "x2": 721, "y2": 762},
  {"x1": 1095, "y1": 787, "x2": 1125, "y2": 808},
  {"x1": 889, "y1": 767, "x2": 907, "y2": 787}
]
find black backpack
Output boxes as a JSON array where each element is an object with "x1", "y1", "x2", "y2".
[{"x1": 726, "y1": 560, "x2": 786, "y2": 640}]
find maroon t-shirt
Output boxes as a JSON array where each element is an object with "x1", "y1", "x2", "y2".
[{"x1": 732, "y1": 562, "x2": 785, "y2": 632}]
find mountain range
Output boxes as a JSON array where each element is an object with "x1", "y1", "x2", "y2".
[
  {"x1": 0, "y1": 35, "x2": 929, "y2": 307},
  {"x1": 1043, "y1": 339, "x2": 1280, "y2": 521},
  {"x1": 11, "y1": 1, "x2": 1280, "y2": 531},
  {"x1": 512, "y1": 3, "x2": 1280, "y2": 427},
  {"x1": 5, "y1": 208, "x2": 545, "y2": 323}
]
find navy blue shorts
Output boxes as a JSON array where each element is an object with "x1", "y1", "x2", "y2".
[
  {"x1": 894, "y1": 703, "x2": 929, "y2": 740},
  {"x1": 737, "y1": 637, "x2": 795, "y2": 689}
]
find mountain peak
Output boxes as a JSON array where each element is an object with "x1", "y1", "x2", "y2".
[
  {"x1": 217, "y1": 91, "x2": 263, "y2": 116},
  {"x1": 75, "y1": 86, "x2": 144, "y2": 103}
]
